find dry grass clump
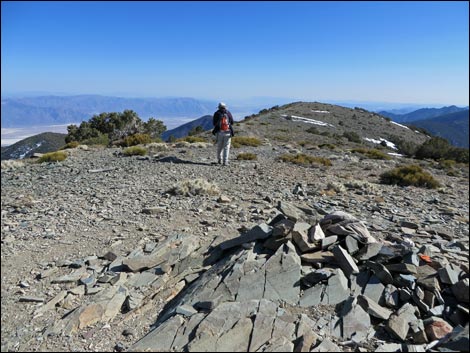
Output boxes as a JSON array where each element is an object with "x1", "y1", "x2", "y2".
[
  {"x1": 147, "y1": 142, "x2": 169, "y2": 154},
  {"x1": 279, "y1": 153, "x2": 332, "y2": 167},
  {"x1": 1, "y1": 159, "x2": 26, "y2": 170},
  {"x1": 236, "y1": 152, "x2": 257, "y2": 160},
  {"x1": 60, "y1": 141, "x2": 80, "y2": 150},
  {"x1": 352, "y1": 148, "x2": 391, "y2": 160},
  {"x1": 122, "y1": 146, "x2": 147, "y2": 156},
  {"x1": 37, "y1": 151, "x2": 68, "y2": 163},
  {"x1": 380, "y1": 164, "x2": 440, "y2": 189},
  {"x1": 232, "y1": 136, "x2": 262, "y2": 148},
  {"x1": 168, "y1": 178, "x2": 220, "y2": 196}
]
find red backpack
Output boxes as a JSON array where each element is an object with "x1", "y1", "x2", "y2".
[{"x1": 220, "y1": 114, "x2": 230, "y2": 132}]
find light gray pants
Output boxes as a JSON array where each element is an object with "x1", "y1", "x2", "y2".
[{"x1": 216, "y1": 131, "x2": 232, "y2": 165}]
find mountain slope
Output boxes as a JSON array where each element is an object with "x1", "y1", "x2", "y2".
[
  {"x1": 1, "y1": 132, "x2": 66, "y2": 160},
  {"x1": 407, "y1": 109, "x2": 469, "y2": 148},
  {"x1": 161, "y1": 115, "x2": 213, "y2": 141},
  {"x1": 223, "y1": 101, "x2": 430, "y2": 150},
  {"x1": 379, "y1": 105, "x2": 468, "y2": 123}
]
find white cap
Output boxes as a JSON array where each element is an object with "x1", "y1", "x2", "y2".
[{"x1": 218, "y1": 102, "x2": 227, "y2": 109}]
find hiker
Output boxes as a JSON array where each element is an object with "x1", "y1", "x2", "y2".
[{"x1": 212, "y1": 102, "x2": 234, "y2": 165}]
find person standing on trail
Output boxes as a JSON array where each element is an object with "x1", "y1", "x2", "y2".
[{"x1": 212, "y1": 102, "x2": 234, "y2": 166}]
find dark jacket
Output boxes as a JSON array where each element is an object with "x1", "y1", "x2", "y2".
[{"x1": 212, "y1": 108, "x2": 234, "y2": 136}]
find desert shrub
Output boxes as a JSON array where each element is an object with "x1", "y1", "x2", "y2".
[
  {"x1": 351, "y1": 148, "x2": 391, "y2": 160},
  {"x1": 380, "y1": 164, "x2": 440, "y2": 189},
  {"x1": 438, "y1": 159, "x2": 456, "y2": 170},
  {"x1": 279, "y1": 153, "x2": 332, "y2": 167},
  {"x1": 415, "y1": 137, "x2": 450, "y2": 160},
  {"x1": 37, "y1": 151, "x2": 68, "y2": 163},
  {"x1": 232, "y1": 136, "x2": 262, "y2": 148},
  {"x1": 446, "y1": 147, "x2": 469, "y2": 164},
  {"x1": 342, "y1": 131, "x2": 362, "y2": 143},
  {"x1": 176, "y1": 136, "x2": 207, "y2": 143},
  {"x1": 122, "y1": 146, "x2": 147, "y2": 156},
  {"x1": 168, "y1": 178, "x2": 220, "y2": 196},
  {"x1": 320, "y1": 131, "x2": 331, "y2": 137},
  {"x1": 237, "y1": 152, "x2": 257, "y2": 160},
  {"x1": 121, "y1": 133, "x2": 152, "y2": 147},
  {"x1": 306, "y1": 127, "x2": 320, "y2": 134},
  {"x1": 388, "y1": 137, "x2": 419, "y2": 157},
  {"x1": 60, "y1": 141, "x2": 80, "y2": 150}
]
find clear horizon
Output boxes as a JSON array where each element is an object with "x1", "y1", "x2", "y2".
[{"x1": 2, "y1": 1, "x2": 469, "y2": 106}]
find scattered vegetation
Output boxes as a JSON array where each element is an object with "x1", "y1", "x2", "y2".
[
  {"x1": 380, "y1": 164, "x2": 440, "y2": 189},
  {"x1": 37, "y1": 151, "x2": 68, "y2": 163},
  {"x1": 279, "y1": 153, "x2": 332, "y2": 167},
  {"x1": 122, "y1": 146, "x2": 147, "y2": 156},
  {"x1": 168, "y1": 178, "x2": 220, "y2": 196},
  {"x1": 236, "y1": 152, "x2": 257, "y2": 160},
  {"x1": 231, "y1": 136, "x2": 262, "y2": 148},
  {"x1": 351, "y1": 148, "x2": 391, "y2": 160}
]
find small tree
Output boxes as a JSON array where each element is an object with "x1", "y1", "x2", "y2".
[{"x1": 188, "y1": 125, "x2": 204, "y2": 136}]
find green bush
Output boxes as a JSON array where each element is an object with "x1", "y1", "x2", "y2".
[
  {"x1": 351, "y1": 148, "x2": 391, "y2": 160},
  {"x1": 232, "y1": 136, "x2": 262, "y2": 148},
  {"x1": 380, "y1": 164, "x2": 440, "y2": 189},
  {"x1": 342, "y1": 131, "x2": 362, "y2": 143},
  {"x1": 122, "y1": 146, "x2": 147, "y2": 156},
  {"x1": 415, "y1": 137, "x2": 450, "y2": 160},
  {"x1": 387, "y1": 137, "x2": 418, "y2": 157},
  {"x1": 236, "y1": 153, "x2": 257, "y2": 160},
  {"x1": 37, "y1": 151, "x2": 68, "y2": 163},
  {"x1": 279, "y1": 153, "x2": 332, "y2": 167},
  {"x1": 415, "y1": 137, "x2": 469, "y2": 163}
]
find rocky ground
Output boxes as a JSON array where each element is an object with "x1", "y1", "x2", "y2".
[{"x1": 1, "y1": 126, "x2": 469, "y2": 352}]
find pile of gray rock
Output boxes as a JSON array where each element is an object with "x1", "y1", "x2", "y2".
[
  {"x1": 127, "y1": 202, "x2": 469, "y2": 352},
  {"x1": 27, "y1": 199, "x2": 468, "y2": 352}
]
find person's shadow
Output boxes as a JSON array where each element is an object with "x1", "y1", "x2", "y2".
[{"x1": 154, "y1": 156, "x2": 212, "y2": 166}]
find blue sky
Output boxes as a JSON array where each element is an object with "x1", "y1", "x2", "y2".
[{"x1": 1, "y1": 1, "x2": 469, "y2": 105}]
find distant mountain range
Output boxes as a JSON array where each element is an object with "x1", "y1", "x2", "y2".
[
  {"x1": 1, "y1": 95, "x2": 219, "y2": 128},
  {"x1": 379, "y1": 105, "x2": 468, "y2": 123},
  {"x1": 407, "y1": 110, "x2": 469, "y2": 148}
]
